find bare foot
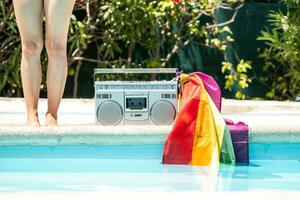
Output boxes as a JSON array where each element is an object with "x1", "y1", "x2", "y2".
[
  {"x1": 45, "y1": 112, "x2": 58, "y2": 127},
  {"x1": 46, "y1": 113, "x2": 57, "y2": 126},
  {"x1": 27, "y1": 113, "x2": 40, "y2": 127}
]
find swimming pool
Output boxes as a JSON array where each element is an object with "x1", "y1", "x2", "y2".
[{"x1": 0, "y1": 143, "x2": 299, "y2": 192}]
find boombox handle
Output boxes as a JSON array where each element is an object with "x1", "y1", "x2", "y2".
[
  {"x1": 94, "y1": 68, "x2": 178, "y2": 83},
  {"x1": 94, "y1": 68, "x2": 177, "y2": 75}
]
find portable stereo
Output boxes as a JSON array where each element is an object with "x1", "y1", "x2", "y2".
[{"x1": 94, "y1": 68, "x2": 178, "y2": 126}]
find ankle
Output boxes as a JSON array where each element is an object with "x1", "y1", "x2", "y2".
[
  {"x1": 46, "y1": 112, "x2": 57, "y2": 119},
  {"x1": 27, "y1": 110, "x2": 38, "y2": 118}
]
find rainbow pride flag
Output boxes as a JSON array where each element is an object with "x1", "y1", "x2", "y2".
[{"x1": 162, "y1": 74, "x2": 235, "y2": 166}]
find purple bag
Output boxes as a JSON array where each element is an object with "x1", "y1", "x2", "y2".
[
  {"x1": 193, "y1": 72, "x2": 249, "y2": 164},
  {"x1": 225, "y1": 119, "x2": 249, "y2": 164}
]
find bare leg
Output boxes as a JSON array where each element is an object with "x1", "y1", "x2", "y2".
[
  {"x1": 13, "y1": 0, "x2": 43, "y2": 126},
  {"x1": 44, "y1": 0, "x2": 75, "y2": 126}
]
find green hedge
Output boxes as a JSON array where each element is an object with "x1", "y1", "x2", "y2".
[{"x1": 2, "y1": 0, "x2": 297, "y2": 100}]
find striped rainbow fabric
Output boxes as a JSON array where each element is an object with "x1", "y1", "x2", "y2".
[{"x1": 162, "y1": 73, "x2": 235, "y2": 166}]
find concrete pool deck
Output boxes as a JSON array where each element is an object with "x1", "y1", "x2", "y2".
[{"x1": 0, "y1": 97, "x2": 299, "y2": 145}]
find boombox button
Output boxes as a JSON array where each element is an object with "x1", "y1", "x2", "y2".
[{"x1": 125, "y1": 113, "x2": 148, "y2": 121}]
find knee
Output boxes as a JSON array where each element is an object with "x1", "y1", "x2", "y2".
[
  {"x1": 45, "y1": 40, "x2": 67, "y2": 57},
  {"x1": 22, "y1": 41, "x2": 43, "y2": 58}
]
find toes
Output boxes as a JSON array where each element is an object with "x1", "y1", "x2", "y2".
[{"x1": 27, "y1": 121, "x2": 40, "y2": 127}]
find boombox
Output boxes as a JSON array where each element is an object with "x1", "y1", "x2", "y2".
[{"x1": 94, "y1": 68, "x2": 178, "y2": 126}]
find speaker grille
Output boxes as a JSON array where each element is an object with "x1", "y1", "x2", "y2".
[
  {"x1": 150, "y1": 100, "x2": 176, "y2": 125},
  {"x1": 97, "y1": 100, "x2": 123, "y2": 126}
]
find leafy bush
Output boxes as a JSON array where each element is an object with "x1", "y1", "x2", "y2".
[
  {"x1": 0, "y1": 2, "x2": 21, "y2": 96},
  {"x1": 0, "y1": 0, "x2": 252, "y2": 98},
  {"x1": 258, "y1": 0, "x2": 300, "y2": 100}
]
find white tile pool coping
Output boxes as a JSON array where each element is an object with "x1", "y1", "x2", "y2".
[{"x1": 0, "y1": 98, "x2": 300, "y2": 145}]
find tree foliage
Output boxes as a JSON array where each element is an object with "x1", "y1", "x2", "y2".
[
  {"x1": 0, "y1": 0, "x2": 251, "y2": 98},
  {"x1": 258, "y1": 0, "x2": 300, "y2": 100}
]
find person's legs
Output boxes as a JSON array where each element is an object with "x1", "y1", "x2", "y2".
[
  {"x1": 44, "y1": 0, "x2": 75, "y2": 126},
  {"x1": 13, "y1": 0, "x2": 44, "y2": 126}
]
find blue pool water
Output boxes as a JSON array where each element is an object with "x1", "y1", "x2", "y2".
[{"x1": 0, "y1": 143, "x2": 299, "y2": 192}]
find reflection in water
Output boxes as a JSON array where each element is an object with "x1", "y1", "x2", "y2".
[
  {"x1": 218, "y1": 165, "x2": 240, "y2": 191},
  {"x1": 162, "y1": 164, "x2": 229, "y2": 191}
]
